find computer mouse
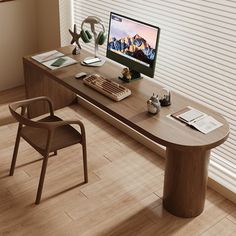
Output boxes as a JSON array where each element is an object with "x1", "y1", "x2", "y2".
[{"x1": 75, "y1": 72, "x2": 87, "y2": 79}]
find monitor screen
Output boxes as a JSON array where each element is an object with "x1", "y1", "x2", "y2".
[{"x1": 106, "y1": 12, "x2": 160, "y2": 78}]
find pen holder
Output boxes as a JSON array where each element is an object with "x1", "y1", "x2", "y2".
[{"x1": 159, "y1": 88, "x2": 171, "y2": 106}]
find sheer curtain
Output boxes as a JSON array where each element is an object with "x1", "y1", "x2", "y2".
[
  {"x1": 70, "y1": 0, "x2": 236, "y2": 195},
  {"x1": 58, "y1": 0, "x2": 73, "y2": 47}
]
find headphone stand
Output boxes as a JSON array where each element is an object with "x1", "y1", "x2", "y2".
[
  {"x1": 81, "y1": 33, "x2": 106, "y2": 66},
  {"x1": 81, "y1": 16, "x2": 106, "y2": 67}
]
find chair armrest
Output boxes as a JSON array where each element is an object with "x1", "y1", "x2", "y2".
[
  {"x1": 47, "y1": 120, "x2": 86, "y2": 137},
  {"x1": 10, "y1": 97, "x2": 85, "y2": 138},
  {"x1": 10, "y1": 96, "x2": 54, "y2": 117},
  {"x1": 24, "y1": 96, "x2": 54, "y2": 116}
]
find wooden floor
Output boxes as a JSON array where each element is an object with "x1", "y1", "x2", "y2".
[{"x1": 0, "y1": 86, "x2": 236, "y2": 236}]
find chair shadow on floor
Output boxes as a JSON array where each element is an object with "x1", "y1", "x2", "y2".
[
  {"x1": 0, "y1": 115, "x2": 16, "y2": 127},
  {"x1": 92, "y1": 189, "x2": 235, "y2": 236},
  {"x1": 14, "y1": 151, "x2": 58, "y2": 170},
  {"x1": 39, "y1": 182, "x2": 86, "y2": 204}
]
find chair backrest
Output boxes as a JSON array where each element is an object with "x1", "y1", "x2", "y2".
[{"x1": 9, "y1": 96, "x2": 54, "y2": 129}]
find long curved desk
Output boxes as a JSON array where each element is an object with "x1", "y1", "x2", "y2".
[{"x1": 23, "y1": 46, "x2": 229, "y2": 217}]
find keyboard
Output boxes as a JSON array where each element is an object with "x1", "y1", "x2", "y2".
[{"x1": 83, "y1": 74, "x2": 131, "y2": 101}]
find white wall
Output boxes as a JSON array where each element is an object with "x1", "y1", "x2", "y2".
[
  {"x1": 36, "y1": 0, "x2": 61, "y2": 51},
  {"x1": 0, "y1": 0, "x2": 61, "y2": 91},
  {"x1": 0, "y1": 0, "x2": 38, "y2": 91}
]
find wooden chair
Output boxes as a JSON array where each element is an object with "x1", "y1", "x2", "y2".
[{"x1": 9, "y1": 96, "x2": 88, "y2": 204}]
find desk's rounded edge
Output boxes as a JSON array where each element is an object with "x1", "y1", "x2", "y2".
[
  {"x1": 131, "y1": 86, "x2": 231, "y2": 151},
  {"x1": 159, "y1": 128, "x2": 229, "y2": 151},
  {"x1": 132, "y1": 114, "x2": 230, "y2": 151}
]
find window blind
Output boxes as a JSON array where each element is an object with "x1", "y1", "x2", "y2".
[
  {"x1": 73, "y1": 0, "x2": 236, "y2": 193},
  {"x1": 59, "y1": 0, "x2": 73, "y2": 47}
]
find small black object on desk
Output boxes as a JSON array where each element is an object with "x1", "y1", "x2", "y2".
[
  {"x1": 119, "y1": 68, "x2": 142, "y2": 83},
  {"x1": 69, "y1": 24, "x2": 82, "y2": 55},
  {"x1": 159, "y1": 88, "x2": 171, "y2": 106}
]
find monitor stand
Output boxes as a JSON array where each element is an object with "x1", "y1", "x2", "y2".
[{"x1": 118, "y1": 68, "x2": 143, "y2": 83}]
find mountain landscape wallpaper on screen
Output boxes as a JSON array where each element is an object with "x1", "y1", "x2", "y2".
[{"x1": 108, "y1": 33, "x2": 156, "y2": 66}]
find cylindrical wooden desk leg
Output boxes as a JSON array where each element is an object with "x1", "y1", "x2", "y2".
[{"x1": 163, "y1": 148, "x2": 210, "y2": 218}]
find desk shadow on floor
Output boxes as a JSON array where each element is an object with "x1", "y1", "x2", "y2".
[
  {"x1": 93, "y1": 190, "x2": 236, "y2": 236},
  {"x1": 71, "y1": 104, "x2": 166, "y2": 170},
  {"x1": 88, "y1": 198, "x2": 193, "y2": 236}
]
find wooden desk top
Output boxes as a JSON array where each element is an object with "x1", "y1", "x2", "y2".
[{"x1": 23, "y1": 46, "x2": 229, "y2": 151}]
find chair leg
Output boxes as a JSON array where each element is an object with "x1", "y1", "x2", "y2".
[
  {"x1": 35, "y1": 154, "x2": 49, "y2": 204},
  {"x1": 10, "y1": 126, "x2": 22, "y2": 176},
  {"x1": 82, "y1": 143, "x2": 88, "y2": 183}
]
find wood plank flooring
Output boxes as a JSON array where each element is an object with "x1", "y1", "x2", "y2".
[{"x1": 0, "y1": 86, "x2": 236, "y2": 236}]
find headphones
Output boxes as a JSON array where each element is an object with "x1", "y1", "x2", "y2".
[{"x1": 80, "y1": 16, "x2": 106, "y2": 45}]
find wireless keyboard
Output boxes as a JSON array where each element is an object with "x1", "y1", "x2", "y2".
[{"x1": 83, "y1": 74, "x2": 131, "y2": 101}]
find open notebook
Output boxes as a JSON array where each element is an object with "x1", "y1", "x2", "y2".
[
  {"x1": 31, "y1": 50, "x2": 77, "y2": 70},
  {"x1": 171, "y1": 106, "x2": 223, "y2": 134}
]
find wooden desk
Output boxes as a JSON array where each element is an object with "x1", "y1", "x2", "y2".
[{"x1": 23, "y1": 46, "x2": 229, "y2": 217}]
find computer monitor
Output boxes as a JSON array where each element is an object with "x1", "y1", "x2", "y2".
[{"x1": 106, "y1": 12, "x2": 160, "y2": 80}]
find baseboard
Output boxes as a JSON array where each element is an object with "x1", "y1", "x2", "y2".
[{"x1": 208, "y1": 178, "x2": 236, "y2": 204}]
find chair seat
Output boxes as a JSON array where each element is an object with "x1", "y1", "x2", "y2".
[{"x1": 21, "y1": 115, "x2": 82, "y2": 155}]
